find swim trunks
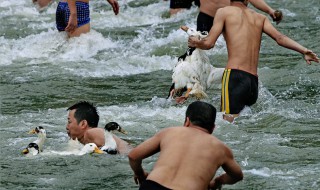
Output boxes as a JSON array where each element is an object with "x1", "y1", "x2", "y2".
[
  {"x1": 139, "y1": 180, "x2": 172, "y2": 190},
  {"x1": 170, "y1": 0, "x2": 199, "y2": 9},
  {"x1": 221, "y1": 69, "x2": 258, "y2": 114},
  {"x1": 56, "y1": 1, "x2": 90, "y2": 31},
  {"x1": 197, "y1": 12, "x2": 214, "y2": 32}
]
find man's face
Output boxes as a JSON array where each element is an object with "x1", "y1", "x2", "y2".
[{"x1": 66, "y1": 109, "x2": 83, "y2": 140}]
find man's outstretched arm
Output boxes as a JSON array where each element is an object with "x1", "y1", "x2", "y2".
[{"x1": 263, "y1": 17, "x2": 319, "y2": 64}]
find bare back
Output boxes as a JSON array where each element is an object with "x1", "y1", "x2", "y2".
[
  {"x1": 147, "y1": 127, "x2": 230, "y2": 190},
  {"x1": 222, "y1": 4, "x2": 266, "y2": 75}
]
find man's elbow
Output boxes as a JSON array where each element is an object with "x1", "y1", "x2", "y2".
[
  {"x1": 235, "y1": 171, "x2": 244, "y2": 182},
  {"x1": 275, "y1": 34, "x2": 287, "y2": 46},
  {"x1": 127, "y1": 151, "x2": 135, "y2": 161},
  {"x1": 127, "y1": 150, "x2": 140, "y2": 162}
]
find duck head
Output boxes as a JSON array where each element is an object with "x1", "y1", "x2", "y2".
[
  {"x1": 79, "y1": 143, "x2": 105, "y2": 155},
  {"x1": 22, "y1": 143, "x2": 40, "y2": 156},
  {"x1": 29, "y1": 126, "x2": 46, "y2": 137},
  {"x1": 104, "y1": 122, "x2": 127, "y2": 134}
]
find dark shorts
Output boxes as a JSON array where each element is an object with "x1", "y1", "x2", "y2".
[
  {"x1": 139, "y1": 180, "x2": 172, "y2": 190},
  {"x1": 56, "y1": 1, "x2": 90, "y2": 31},
  {"x1": 221, "y1": 69, "x2": 258, "y2": 114},
  {"x1": 170, "y1": 0, "x2": 200, "y2": 9},
  {"x1": 197, "y1": 12, "x2": 214, "y2": 32}
]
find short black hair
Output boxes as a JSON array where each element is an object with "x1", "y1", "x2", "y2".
[
  {"x1": 231, "y1": 0, "x2": 245, "y2": 2},
  {"x1": 67, "y1": 101, "x2": 99, "y2": 127},
  {"x1": 185, "y1": 101, "x2": 216, "y2": 132}
]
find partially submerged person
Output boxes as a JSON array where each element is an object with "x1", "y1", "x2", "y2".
[
  {"x1": 188, "y1": 0, "x2": 319, "y2": 122},
  {"x1": 66, "y1": 101, "x2": 131, "y2": 154},
  {"x1": 128, "y1": 101, "x2": 243, "y2": 190},
  {"x1": 57, "y1": 0, "x2": 119, "y2": 37}
]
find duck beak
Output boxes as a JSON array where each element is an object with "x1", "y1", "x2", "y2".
[
  {"x1": 93, "y1": 147, "x2": 104, "y2": 154},
  {"x1": 28, "y1": 129, "x2": 36, "y2": 134},
  {"x1": 119, "y1": 128, "x2": 127, "y2": 135},
  {"x1": 22, "y1": 148, "x2": 29, "y2": 154}
]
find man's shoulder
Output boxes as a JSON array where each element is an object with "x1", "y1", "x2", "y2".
[
  {"x1": 159, "y1": 126, "x2": 182, "y2": 132},
  {"x1": 87, "y1": 127, "x2": 104, "y2": 133},
  {"x1": 216, "y1": 6, "x2": 241, "y2": 17},
  {"x1": 86, "y1": 127, "x2": 104, "y2": 138},
  {"x1": 156, "y1": 126, "x2": 185, "y2": 136}
]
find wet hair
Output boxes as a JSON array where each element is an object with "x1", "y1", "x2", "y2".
[
  {"x1": 185, "y1": 101, "x2": 216, "y2": 132},
  {"x1": 67, "y1": 101, "x2": 99, "y2": 127}
]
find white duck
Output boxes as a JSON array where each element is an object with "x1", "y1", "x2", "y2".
[
  {"x1": 22, "y1": 126, "x2": 46, "y2": 155},
  {"x1": 78, "y1": 143, "x2": 104, "y2": 156},
  {"x1": 101, "y1": 122, "x2": 127, "y2": 154},
  {"x1": 170, "y1": 26, "x2": 224, "y2": 101}
]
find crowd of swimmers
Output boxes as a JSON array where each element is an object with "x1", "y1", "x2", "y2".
[{"x1": 31, "y1": 0, "x2": 319, "y2": 189}]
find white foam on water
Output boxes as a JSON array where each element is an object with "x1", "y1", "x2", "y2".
[
  {"x1": 92, "y1": 1, "x2": 198, "y2": 28},
  {"x1": 0, "y1": 0, "x2": 26, "y2": 8},
  {"x1": 280, "y1": 8, "x2": 297, "y2": 17}
]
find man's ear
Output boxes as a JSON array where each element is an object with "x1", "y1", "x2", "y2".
[
  {"x1": 184, "y1": 117, "x2": 190, "y2": 127},
  {"x1": 79, "y1": 120, "x2": 88, "y2": 129}
]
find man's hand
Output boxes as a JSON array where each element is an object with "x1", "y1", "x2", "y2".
[
  {"x1": 65, "y1": 14, "x2": 78, "y2": 33},
  {"x1": 134, "y1": 171, "x2": 148, "y2": 186},
  {"x1": 270, "y1": 10, "x2": 283, "y2": 25},
  {"x1": 175, "y1": 96, "x2": 187, "y2": 104},
  {"x1": 208, "y1": 178, "x2": 222, "y2": 190},
  {"x1": 107, "y1": 0, "x2": 119, "y2": 15},
  {"x1": 304, "y1": 49, "x2": 319, "y2": 65},
  {"x1": 188, "y1": 36, "x2": 199, "y2": 48}
]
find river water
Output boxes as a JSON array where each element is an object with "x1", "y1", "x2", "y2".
[{"x1": 0, "y1": 0, "x2": 319, "y2": 189}]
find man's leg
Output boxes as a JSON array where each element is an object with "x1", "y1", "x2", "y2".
[{"x1": 67, "y1": 23, "x2": 90, "y2": 37}]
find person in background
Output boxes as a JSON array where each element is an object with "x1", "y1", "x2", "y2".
[
  {"x1": 128, "y1": 101, "x2": 243, "y2": 190},
  {"x1": 188, "y1": 0, "x2": 319, "y2": 122},
  {"x1": 197, "y1": 0, "x2": 281, "y2": 33},
  {"x1": 57, "y1": 0, "x2": 119, "y2": 37},
  {"x1": 32, "y1": 0, "x2": 54, "y2": 10},
  {"x1": 163, "y1": 0, "x2": 200, "y2": 16}
]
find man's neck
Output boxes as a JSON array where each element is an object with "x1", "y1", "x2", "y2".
[
  {"x1": 189, "y1": 125, "x2": 210, "y2": 134},
  {"x1": 77, "y1": 136, "x2": 85, "y2": 144}
]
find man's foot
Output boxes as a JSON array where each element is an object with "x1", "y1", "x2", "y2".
[{"x1": 223, "y1": 114, "x2": 239, "y2": 123}]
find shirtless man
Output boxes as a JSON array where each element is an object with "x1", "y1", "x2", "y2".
[
  {"x1": 173, "y1": 0, "x2": 280, "y2": 104},
  {"x1": 128, "y1": 101, "x2": 243, "y2": 190},
  {"x1": 57, "y1": 0, "x2": 119, "y2": 37},
  {"x1": 188, "y1": 0, "x2": 319, "y2": 122},
  {"x1": 66, "y1": 101, "x2": 131, "y2": 154}
]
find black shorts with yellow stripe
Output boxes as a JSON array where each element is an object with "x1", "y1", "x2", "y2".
[{"x1": 221, "y1": 69, "x2": 258, "y2": 114}]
